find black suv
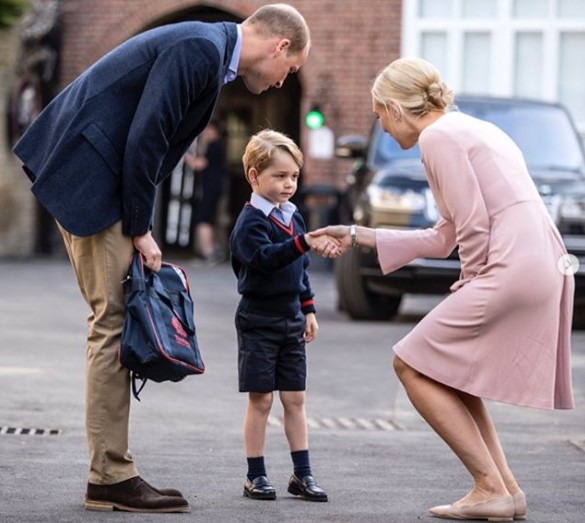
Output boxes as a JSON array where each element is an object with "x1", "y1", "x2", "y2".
[{"x1": 334, "y1": 96, "x2": 585, "y2": 323}]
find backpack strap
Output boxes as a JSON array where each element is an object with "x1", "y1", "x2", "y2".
[{"x1": 131, "y1": 372, "x2": 148, "y2": 401}]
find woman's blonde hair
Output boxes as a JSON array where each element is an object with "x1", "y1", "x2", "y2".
[
  {"x1": 371, "y1": 57, "x2": 454, "y2": 117},
  {"x1": 243, "y1": 4, "x2": 310, "y2": 55},
  {"x1": 242, "y1": 129, "x2": 303, "y2": 184}
]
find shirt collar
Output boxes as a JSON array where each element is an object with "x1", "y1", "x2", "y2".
[
  {"x1": 224, "y1": 24, "x2": 242, "y2": 85},
  {"x1": 250, "y1": 193, "x2": 297, "y2": 226}
]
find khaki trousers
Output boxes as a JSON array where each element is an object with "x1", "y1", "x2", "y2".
[{"x1": 57, "y1": 220, "x2": 137, "y2": 484}]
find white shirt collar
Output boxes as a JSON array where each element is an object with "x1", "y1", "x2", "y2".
[
  {"x1": 250, "y1": 193, "x2": 297, "y2": 226},
  {"x1": 224, "y1": 24, "x2": 242, "y2": 85}
]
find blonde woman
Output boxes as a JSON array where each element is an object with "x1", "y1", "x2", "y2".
[{"x1": 312, "y1": 57, "x2": 574, "y2": 521}]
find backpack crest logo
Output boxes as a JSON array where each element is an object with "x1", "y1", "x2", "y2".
[{"x1": 171, "y1": 316, "x2": 190, "y2": 348}]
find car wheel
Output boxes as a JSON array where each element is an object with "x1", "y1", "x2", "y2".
[{"x1": 334, "y1": 248, "x2": 402, "y2": 321}]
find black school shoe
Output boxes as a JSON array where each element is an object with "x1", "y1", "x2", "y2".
[
  {"x1": 243, "y1": 475, "x2": 277, "y2": 500},
  {"x1": 287, "y1": 474, "x2": 328, "y2": 502},
  {"x1": 85, "y1": 476, "x2": 190, "y2": 512}
]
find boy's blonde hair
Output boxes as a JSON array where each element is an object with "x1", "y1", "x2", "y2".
[{"x1": 242, "y1": 129, "x2": 303, "y2": 184}]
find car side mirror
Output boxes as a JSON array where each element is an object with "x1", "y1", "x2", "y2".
[{"x1": 335, "y1": 135, "x2": 367, "y2": 159}]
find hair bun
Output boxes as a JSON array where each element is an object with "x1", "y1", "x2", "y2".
[
  {"x1": 426, "y1": 82, "x2": 442, "y2": 101},
  {"x1": 426, "y1": 81, "x2": 453, "y2": 109}
]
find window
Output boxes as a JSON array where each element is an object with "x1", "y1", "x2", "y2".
[
  {"x1": 514, "y1": 33, "x2": 544, "y2": 99},
  {"x1": 462, "y1": 33, "x2": 491, "y2": 94},
  {"x1": 558, "y1": 0, "x2": 585, "y2": 18},
  {"x1": 402, "y1": 0, "x2": 585, "y2": 137},
  {"x1": 419, "y1": 0, "x2": 453, "y2": 18},
  {"x1": 559, "y1": 32, "x2": 585, "y2": 123},
  {"x1": 513, "y1": 0, "x2": 548, "y2": 18},
  {"x1": 462, "y1": 0, "x2": 496, "y2": 19},
  {"x1": 420, "y1": 32, "x2": 448, "y2": 74}
]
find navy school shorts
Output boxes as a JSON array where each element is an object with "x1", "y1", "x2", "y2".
[{"x1": 235, "y1": 306, "x2": 307, "y2": 393}]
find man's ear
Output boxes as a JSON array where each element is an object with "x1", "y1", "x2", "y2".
[{"x1": 275, "y1": 39, "x2": 291, "y2": 55}]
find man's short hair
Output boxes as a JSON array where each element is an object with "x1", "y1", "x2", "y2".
[{"x1": 245, "y1": 4, "x2": 310, "y2": 54}]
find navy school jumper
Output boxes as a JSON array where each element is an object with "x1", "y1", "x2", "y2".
[{"x1": 230, "y1": 203, "x2": 316, "y2": 318}]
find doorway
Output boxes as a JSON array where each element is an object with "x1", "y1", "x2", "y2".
[{"x1": 152, "y1": 6, "x2": 302, "y2": 254}]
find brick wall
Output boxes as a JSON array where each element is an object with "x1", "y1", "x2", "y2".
[
  {"x1": 58, "y1": 0, "x2": 402, "y2": 186},
  {"x1": 1, "y1": 0, "x2": 402, "y2": 256},
  {"x1": 295, "y1": 0, "x2": 402, "y2": 185}
]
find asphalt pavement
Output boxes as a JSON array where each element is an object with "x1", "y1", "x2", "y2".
[{"x1": 0, "y1": 255, "x2": 583, "y2": 523}]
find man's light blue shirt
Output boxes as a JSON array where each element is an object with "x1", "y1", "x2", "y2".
[
  {"x1": 224, "y1": 24, "x2": 242, "y2": 84},
  {"x1": 250, "y1": 193, "x2": 297, "y2": 227}
]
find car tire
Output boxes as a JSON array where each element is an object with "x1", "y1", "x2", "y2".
[{"x1": 334, "y1": 248, "x2": 402, "y2": 321}]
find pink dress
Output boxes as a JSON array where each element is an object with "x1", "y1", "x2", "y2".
[{"x1": 376, "y1": 111, "x2": 574, "y2": 409}]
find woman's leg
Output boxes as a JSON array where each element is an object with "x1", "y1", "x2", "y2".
[
  {"x1": 244, "y1": 392, "x2": 274, "y2": 456},
  {"x1": 457, "y1": 392, "x2": 523, "y2": 496},
  {"x1": 280, "y1": 390, "x2": 308, "y2": 451},
  {"x1": 393, "y1": 355, "x2": 509, "y2": 503}
]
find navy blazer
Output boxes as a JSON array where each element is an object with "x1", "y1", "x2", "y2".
[{"x1": 13, "y1": 21, "x2": 238, "y2": 237}]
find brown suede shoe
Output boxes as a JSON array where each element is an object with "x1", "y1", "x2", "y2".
[
  {"x1": 85, "y1": 476, "x2": 190, "y2": 512},
  {"x1": 142, "y1": 478, "x2": 183, "y2": 498}
]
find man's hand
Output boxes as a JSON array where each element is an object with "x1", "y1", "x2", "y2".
[{"x1": 132, "y1": 231, "x2": 162, "y2": 272}]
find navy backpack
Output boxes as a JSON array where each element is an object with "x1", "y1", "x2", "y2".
[{"x1": 119, "y1": 251, "x2": 205, "y2": 399}]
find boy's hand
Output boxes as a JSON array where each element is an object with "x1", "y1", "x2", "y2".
[
  {"x1": 305, "y1": 233, "x2": 342, "y2": 258},
  {"x1": 304, "y1": 312, "x2": 318, "y2": 343},
  {"x1": 309, "y1": 225, "x2": 352, "y2": 254}
]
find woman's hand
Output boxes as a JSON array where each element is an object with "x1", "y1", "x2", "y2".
[
  {"x1": 309, "y1": 225, "x2": 352, "y2": 256},
  {"x1": 310, "y1": 224, "x2": 377, "y2": 252},
  {"x1": 305, "y1": 233, "x2": 343, "y2": 258}
]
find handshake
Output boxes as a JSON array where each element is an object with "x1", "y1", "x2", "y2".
[{"x1": 304, "y1": 225, "x2": 357, "y2": 259}]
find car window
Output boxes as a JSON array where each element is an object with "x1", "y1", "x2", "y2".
[
  {"x1": 456, "y1": 101, "x2": 585, "y2": 173},
  {"x1": 371, "y1": 129, "x2": 421, "y2": 166},
  {"x1": 371, "y1": 100, "x2": 585, "y2": 174}
]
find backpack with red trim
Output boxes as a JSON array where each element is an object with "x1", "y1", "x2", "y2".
[{"x1": 120, "y1": 251, "x2": 205, "y2": 400}]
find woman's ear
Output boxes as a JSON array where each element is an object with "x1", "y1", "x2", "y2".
[{"x1": 390, "y1": 101, "x2": 403, "y2": 122}]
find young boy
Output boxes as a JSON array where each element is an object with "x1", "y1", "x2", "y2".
[{"x1": 230, "y1": 129, "x2": 337, "y2": 502}]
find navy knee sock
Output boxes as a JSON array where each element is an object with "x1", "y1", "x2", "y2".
[
  {"x1": 291, "y1": 449, "x2": 312, "y2": 478},
  {"x1": 247, "y1": 456, "x2": 267, "y2": 481}
]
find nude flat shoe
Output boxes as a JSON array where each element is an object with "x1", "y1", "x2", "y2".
[
  {"x1": 430, "y1": 494, "x2": 514, "y2": 521},
  {"x1": 512, "y1": 492, "x2": 527, "y2": 520}
]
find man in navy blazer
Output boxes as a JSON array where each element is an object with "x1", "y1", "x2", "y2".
[{"x1": 12, "y1": 3, "x2": 310, "y2": 513}]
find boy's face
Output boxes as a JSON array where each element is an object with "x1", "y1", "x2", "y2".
[{"x1": 250, "y1": 150, "x2": 300, "y2": 205}]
